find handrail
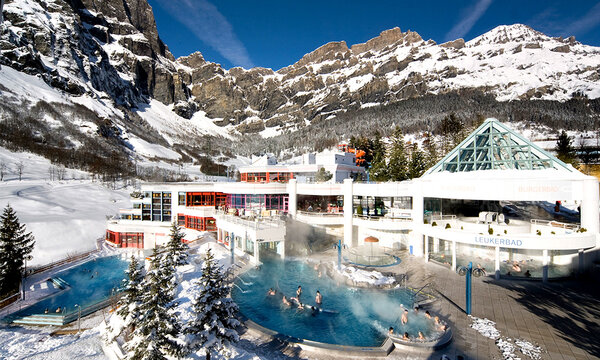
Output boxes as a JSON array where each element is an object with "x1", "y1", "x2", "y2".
[
  {"x1": 353, "y1": 214, "x2": 412, "y2": 222},
  {"x1": 297, "y1": 211, "x2": 343, "y2": 217},
  {"x1": 530, "y1": 219, "x2": 580, "y2": 230},
  {"x1": 429, "y1": 215, "x2": 457, "y2": 221}
]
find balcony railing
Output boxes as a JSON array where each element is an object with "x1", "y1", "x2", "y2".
[{"x1": 530, "y1": 219, "x2": 580, "y2": 231}]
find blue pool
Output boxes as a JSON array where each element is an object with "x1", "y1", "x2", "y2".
[
  {"x1": 9, "y1": 256, "x2": 128, "y2": 320},
  {"x1": 232, "y1": 260, "x2": 443, "y2": 347}
]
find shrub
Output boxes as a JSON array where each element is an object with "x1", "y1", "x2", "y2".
[
  {"x1": 488, "y1": 227, "x2": 494, "y2": 235},
  {"x1": 431, "y1": 221, "x2": 438, "y2": 227},
  {"x1": 576, "y1": 227, "x2": 587, "y2": 233},
  {"x1": 536, "y1": 229, "x2": 542, "y2": 236},
  {"x1": 423, "y1": 218, "x2": 429, "y2": 224},
  {"x1": 504, "y1": 229, "x2": 507, "y2": 234},
  {"x1": 551, "y1": 231, "x2": 555, "y2": 235},
  {"x1": 445, "y1": 223, "x2": 451, "y2": 229}
]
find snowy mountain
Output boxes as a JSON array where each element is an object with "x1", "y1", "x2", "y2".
[{"x1": 1, "y1": 0, "x2": 600, "y2": 165}]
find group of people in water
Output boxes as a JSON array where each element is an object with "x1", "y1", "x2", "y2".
[
  {"x1": 388, "y1": 306, "x2": 447, "y2": 342},
  {"x1": 267, "y1": 285, "x2": 323, "y2": 314}
]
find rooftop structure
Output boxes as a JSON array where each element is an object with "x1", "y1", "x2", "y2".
[{"x1": 426, "y1": 118, "x2": 573, "y2": 174}]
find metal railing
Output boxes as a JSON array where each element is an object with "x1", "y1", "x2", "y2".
[
  {"x1": 215, "y1": 211, "x2": 286, "y2": 230},
  {"x1": 297, "y1": 210, "x2": 344, "y2": 217},
  {"x1": 530, "y1": 219, "x2": 580, "y2": 230},
  {"x1": 353, "y1": 214, "x2": 413, "y2": 222}
]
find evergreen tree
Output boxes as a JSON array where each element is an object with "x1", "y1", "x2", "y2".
[
  {"x1": 555, "y1": 130, "x2": 578, "y2": 166},
  {"x1": 117, "y1": 255, "x2": 144, "y2": 321},
  {"x1": 314, "y1": 167, "x2": 333, "y2": 182},
  {"x1": 422, "y1": 132, "x2": 439, "y2": 169},
  {"x1": 387, "y1": 126, "x2": 409, "y2": 181},
  {"x1": 408, "y1": 145, "x2": 428, "y2": 179},
  {"x1": 369, "y1": 132, "x2": 388, "y2": 181},
  {"x1": 439, "y1": 114, "x2": 464, "y2": 153},
  {"x1": 127, "y1": 248, "x2": 181, "y2": 360},
  {"x1": 166, "y1": 222, "x2": 189, "y2": 268},
  {"x1": 185, "y1": 248, "x2": 239, "y2": 360},
  {"x1": 0, "y1": 204, "x2": 35, "y2": 297}
]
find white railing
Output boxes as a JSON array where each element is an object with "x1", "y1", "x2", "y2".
[
  {"x1": 215, "y1": 212, "x2": 285, "y2": 230},
  {"x1": 297, "y1": 210, "x2": 343, "y2": 217},
  {"x1": 530, "y1": 219, "x2": 580, "y2": 230},
  {"x1": 429, "y1": 214, "x2": 457, "y2": 221},
  {"x1": 353, "y1": 214, "x2": 413, "y2": 222}
]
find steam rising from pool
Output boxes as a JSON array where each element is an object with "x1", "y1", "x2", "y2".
[{"x1": 233, "y1": 259, "x2": 444, "y2": 346}]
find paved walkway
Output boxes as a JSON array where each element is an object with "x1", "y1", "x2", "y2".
[{"x1": 239, "y1": 250, "x2": 600, "y2": 360}]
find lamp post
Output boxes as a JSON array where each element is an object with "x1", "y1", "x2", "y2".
[
  {"x1": 337, "y1": 239, "x2": 342, "y2": 270},
  {"x1": 74, "y1": 304, "x2": 81, "y2": 332},
  {"x1": 456, "y1": 261, "x2": 484, "y2": 315}
]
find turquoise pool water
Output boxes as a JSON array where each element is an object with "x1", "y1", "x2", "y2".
[
  {"x1": 232, "y1": 259, "x2": 443, "y2": 347},
  {"x1": 11, "y1": 256, "x2": 128, "y2": 318}
]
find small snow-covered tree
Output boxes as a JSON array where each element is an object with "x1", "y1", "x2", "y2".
[
  {"x1": 165, "y1": 222, "x2": 189, "y2": 268},
  {"x1": 117, "y1": 255, "x2": 144, "y2": 323},
  {"x1": 0, "y1": 204, "x2": 35, "y2": 297},
  {"x1": 388, "y1": 126, "x2": 409, "y2": 181},
  {"x1": 185, "y1": 248, "x2": 239, "y2": 360},
  {"x1": 408, "y1": 145, "x2": 428, "y2": 179},
  {"x1": 126, "y1": 248, "x2": 181, "y2": 360}
]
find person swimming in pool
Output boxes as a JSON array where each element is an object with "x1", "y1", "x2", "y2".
[
  {"x1": 425, "y1": 310, "x2": 431, "y2": 319},
  {"x1": 267, "y1": 288, "x2": 276, "y2": 296},
  {"x1": 401, "y1": 309, "x2": 409, "y2": 324},
  {"x1": 282, "y1": 295, "x2": 291, "y2": 306},
  {"x1": 296, "y1": 285, "x2": 302, "y2": 299},
  {"x1": 414, "y1": 306, "x2": 419, "y2": 313},
  {"x1": 418, "y1": 331, "x2": 425, "y2": 340},
  {"x1": 388, "y1": 327, "x2": 394, "y2": 335},
  {"x1": 315, "y1": 290, "x2": 322, "y2": 305},
  {"x1": 403, "y1": 332, "x2": 409, "y2": 340}
]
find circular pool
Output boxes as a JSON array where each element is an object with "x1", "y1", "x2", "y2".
[{"x1": 232, "y1": 259, "x2": 446, "y2": 347}]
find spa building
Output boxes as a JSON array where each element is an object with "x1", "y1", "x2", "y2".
[{"x1": 106, "y1": 119, "x2": 600, "y2": 281}]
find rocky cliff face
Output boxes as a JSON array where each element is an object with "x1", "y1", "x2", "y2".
[{"x1": 1, "y1": 0, "x2": 600, "y2": 158}]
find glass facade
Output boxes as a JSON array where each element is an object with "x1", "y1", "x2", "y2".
[{"x1": 226, "y1": 194, "x2": 289, "y2": 212}]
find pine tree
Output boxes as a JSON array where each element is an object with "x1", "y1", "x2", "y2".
[
  {"x1": 387, "y1": 126, "x2": 408, "y2": 181},
  {"x1": 185, "y1": 248, "x2": 239, "y2": 360},
  {"x1": 369, "y1": 132, "x2": 389, "y2": 181},
  {"x1": 0, "y1": 204, "x2": 35, "y2": 297},
  {"x1": 127, "y1": 248, "x2": 181, "y2": 360},
  {"x1": 555, "y1": 130, "x2": 578, "y2": 166},
  {"x1": 117, "y1": 255, "x2": 144, "y2": 322},
  {"x1": 166, "y1": 222, "x2": 189, "y2": 268},
  {"x1": 422, "y1": 131, "x2": 439, "y2": 169},
  {"x1": 408, "y1": 145, "x2": 428, "y2": 179},
  {"x1": 314, "y1": 167, "x2": 333, "y2": 182}
]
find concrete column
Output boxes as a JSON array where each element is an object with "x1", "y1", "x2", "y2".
[
  {"x1": 288, "y1": 179, "x2": 298, "y2": 218},
  {"x1": 412, "y1": 185, "x2": 425, "y2": 257},
  {"x1": 578, "y1": 249, "x2": 584, "y2": 275},
  {"x1": 542, "y1": 249, "x2": 549, "y2": 283},
  {"x1": 343, "y1": 179, "x2": 354, "y2": 247},
  {"x1": 581, "y1": 178, "x2": 599, "y2": 234},
  {"x1": 495, "y1": 246, "x2": 500, "y2": 280},
  {"x1": 424, "y1": 236, "x2": 429, "y2": 263},
  {"x1": 451, "y1": 240, "x2": 457, "y2": 272},
  {"x1": 253, "y1": 239, "x2": 260, "y2": 265},
  {"x1": 242, "y1": 232, "x2": 247, "y2": 252}
]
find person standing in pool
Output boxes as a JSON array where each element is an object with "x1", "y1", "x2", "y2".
[
  {"x1": 315, "y1": 290, "x2": 322, "y2": 305},
  {"x1": 296, "y1": 285, "x2": 302, "y2": 299},
  {"x1": 282, "y1": 295, "x2": 291, "y2": 306},
  {"x1": 401, "y1": 309, "x2": 409, "y2": 324}
]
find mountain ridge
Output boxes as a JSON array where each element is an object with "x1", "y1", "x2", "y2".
[{"x1": 1, "y1": 0, "x2": 599, "y2": 169}]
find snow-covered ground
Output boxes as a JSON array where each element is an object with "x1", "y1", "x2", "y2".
[
  {"x1": 335, "y1": 263, "x2": 396, "y2": 286},
  {"x1": 470, "y1": 316, "x2": 543, "y2": 360},
  {"x1": 0, "y1": 147, "x2": 131, "y2": 266}
]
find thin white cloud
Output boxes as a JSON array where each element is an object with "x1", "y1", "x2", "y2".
[
  {"x1": 564, "y1": 1, "x2": 600, "y2": 37},
  {"x1": 154, "y1": 0, "x2": 254, "y2": 68},
  {"x1": 445, "y1": 0, "x2": 493, "y2": 41}
]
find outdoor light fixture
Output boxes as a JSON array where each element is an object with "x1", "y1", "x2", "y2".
[{"x1": 456, "y1": 262, "x2": 474, "y2": 315}]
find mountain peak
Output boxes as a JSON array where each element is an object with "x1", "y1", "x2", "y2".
[
  {"x1": 350, "y1": 27, "x2": 424, "y2": 54},
  {"x1": 468, "y1": 24, "x2": 547, "y2": 46}
]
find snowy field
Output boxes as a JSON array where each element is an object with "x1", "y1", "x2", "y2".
[{"x1": 0, "y1": 147, "x2": 131, "y2": 266}]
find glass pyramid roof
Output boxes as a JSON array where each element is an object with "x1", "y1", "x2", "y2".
[{"x1": 425, "y1": 118, "x2": 573, "y2": 174}]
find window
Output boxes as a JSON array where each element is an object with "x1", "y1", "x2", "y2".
[{"x1": 178, "y1": 192, "x2": 186, "y2": 205}]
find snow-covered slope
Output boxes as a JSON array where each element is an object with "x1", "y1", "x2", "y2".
[{"x1": 0, "y1": 147, "x2": 130, "y2": 266}]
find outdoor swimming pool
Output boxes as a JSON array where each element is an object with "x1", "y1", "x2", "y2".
[
  {"x1": 7, "y1": 255, "x2": 128, "y2": 323},
  {"x1": 232, "y1": 259, "x2": 445, "y2": 347}
]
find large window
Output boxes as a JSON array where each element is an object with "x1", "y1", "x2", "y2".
[
  {"x1": 178, "y1": 192, "x2": 186, "y2": 205},
  {"x1": 182, "y1": 215, "x2": 217, "y2": 231},
  {"x1": 186, "y1": 192, "x2": 226, "y2": 207},
  {"x1": 226, "y1": 194, "x2": 288, "y2": 211},
  {"x1": 241, "y1": 172, "x2": 294, "y2": 183}
]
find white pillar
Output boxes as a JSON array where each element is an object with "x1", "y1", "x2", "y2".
[
  {"x1": 343, "y1": 179, "x2": 354, "y2": 247},
  {"x1": 288, "y1": 179, "x2": 298, "y2": 218},
  {"x1": 581, "y1": 178, "x2": 599, "y2": 235},
  {"x1": 253, "y1": 239, "x2": 260, "y2": 265},
  {"x1": 495, "y1": 246, "x2": 500, "y2": 280},
  {"x1": 578, "y1": 249, "x2": 584, "y2": 275},
  {"x1": 451, "y1": 240, "x2": 457, "y2": 272},
  {"x1": 542, "y1": 249, "x2": 549, "y2": 283},
  {"x1": 412, "y1": 185, "x2": 425, "y2": 257},
  {"x1": 424, "y1": 236, "x2": 429, "y2": 263}
]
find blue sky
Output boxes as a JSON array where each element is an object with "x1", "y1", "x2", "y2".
[{"x1": 147, "y1": 0, "x2": 600, "y2": 70}]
